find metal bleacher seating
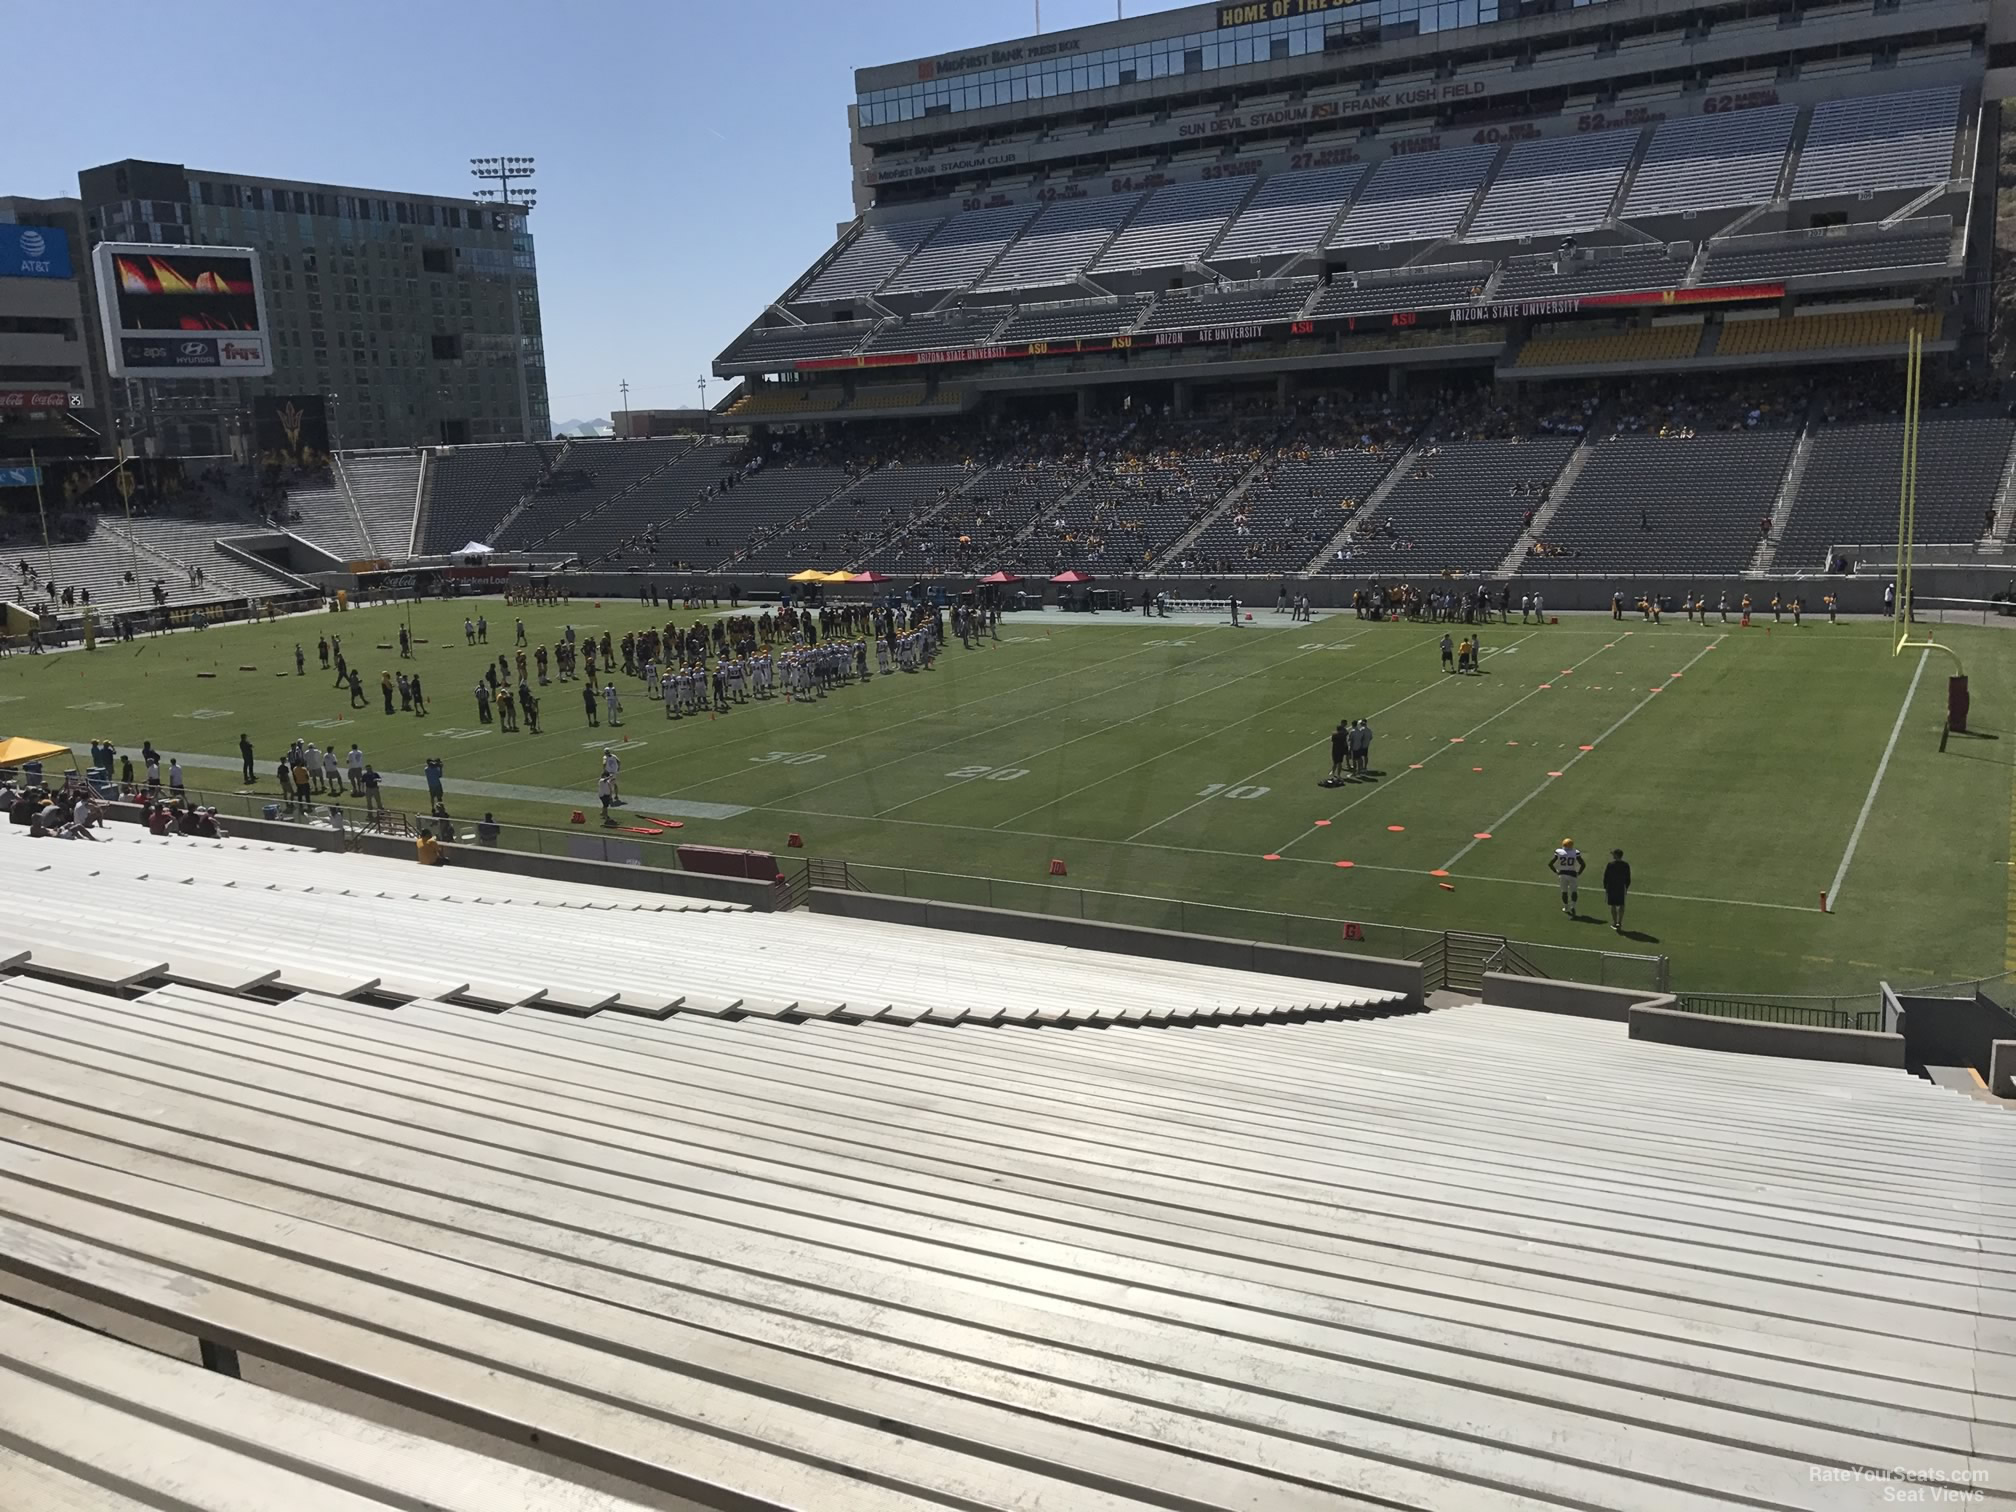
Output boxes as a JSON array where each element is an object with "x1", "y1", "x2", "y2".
[
  {"x1": 417, "y1": 443, "x2": 547, "y2": 554},
  {"x1": 733, "y1": 463, "x2": 974, "y2": 571},
  {"x1": 863, "y1": 455, "x2": 1084, "y2": 575},
  {"x1": 551, "y1": 442, "x2": 747, "y2": 565},
  {"x1": 1533, "y1": 425, "x2": 1799, "y2": 573},
  {"x1": 1339, "y1": 432, "x2": 1579, "y2": 573},
  {"x1": 721, "y1": 320, "x2": 875, "y2": 366},
  {"x1": 882, "y1": 202, "x2": 1039, "y2": 295},
  {"x1": 492, "y1": 438, "x2": 698, "y2": 551},
  {"x1": 794, "y1": 214, "x2": 942, "y2": 304},
  {"x1": 995, "y1": 295, "x2": 1150, "y2": 342},
  {"x1": 1464, "y1": 128, "x2": 1640, "y2": 241},
  {"x1": 722, "y1": 385, "x2": 847, "y2": 418},
  {"x1": 1493, "y1": 244, "x2": 1692, "y2": 300},
  {"x1": 1701, "y1": 223, "x2": 1953, "y2": 283},
  {"x1": 863, "y1": 305, "x2": 1007, "y2": 352},
  {"x1": 113, "y1": 515, "x2": 300, "y2": 597},
  {"x1": 644, "y1": 462, "x2": 851, "y2": 569},
  {"x1": 1137, "y1": 280, "x2": 1317, "y2": 331},
  {"x1": 1211, "y1": 163, "x2": 1367, "y2": 262},
  {"x1": 1717, "y1": 308, "x2": 1942, "y2": 358},
  {"x1": 1008, "y1": 419, "x2": 1265, "y2": 574},
  {"x1": 1090, "y1": 177, "x2": 1256, "y2": 274},
  {"x1": 1773, "y1": 411, "x2": 2015, "y2": 568},
  {"x1": 1327, "y1": 143, "x2": 1499, "y2": 248},
  {"x1": 271, "y1": 469, "x2": 370, "y2": 558},
  {"x1": 1622, "y1": 105, "x2": 1800, "y2": 218},
  {"x1": 1307, "y1": 267, "x2": 1489, "y2": 316},
  {"x1": 1514, "y1": 322, "x2": 1704, "y2": 368},
  {"x1": 7, "y1": 916, "x2": 1998, "y2": 1512},
  {"x1": 1789, "y1": 85, "x2": 1962, "y2": 199},
  {"x1": 337, "y1": 451, "x2": 421, "y2": 558},
  {"x1": 1187, "y1": 416, "x2": 1411, "y2": 573},
  {"x1": 978, "y1": 192, "x2": 1145, "y2": 293}
]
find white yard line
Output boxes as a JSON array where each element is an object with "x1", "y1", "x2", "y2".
[
  {"x1": 881, "y1": 637, "x2": 1347, "y2": 821},
  {"x1": 1123, "y1": 631, "x2": 1537, "y2": 844},
  {"x1": 1439, "y1": 633, "x2": 1727, "y2": 872},
  {"x1": 1273, "y1": 633, "x2": 1614, "y2": 856},
  {"x1": 1826, "y1": 647, "x2": 1929, "y2": 910},
  {"x1": 761, "y1": 798, "x2": 1821, "y2": 911}
]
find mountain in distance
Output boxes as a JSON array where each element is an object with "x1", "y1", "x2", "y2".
[{"x1": 552, "y1": 416, "x2": 614, "y2": 438}]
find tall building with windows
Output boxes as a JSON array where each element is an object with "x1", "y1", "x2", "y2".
[
  {"x1": 76, "y1": 159, "x2": 548, "y2": 455},
  {"x1": 0, "y1": 196, "x2": 100, "y2": 457}
]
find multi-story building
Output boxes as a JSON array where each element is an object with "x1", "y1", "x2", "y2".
[
  {"x1": 76, "y1": 159, "x2": 548, "y2": 455},
  {"x1": 0, "y1": 196, "x2": 100, "y2": 458}
]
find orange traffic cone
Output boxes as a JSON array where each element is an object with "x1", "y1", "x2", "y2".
[
  {"x1": 570, "y1": 810, "x2": 585, "y2": 824},
  {"x1": 1049, "y1": 858, "x2": 1067, "y2": 876},
  {"x1": 787, "y1": 833, "x2": 804, "y2": 848}
]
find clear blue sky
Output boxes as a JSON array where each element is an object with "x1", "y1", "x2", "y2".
[{"x1": 9, "y1": 0, "x2": 1188, "y2": 428}]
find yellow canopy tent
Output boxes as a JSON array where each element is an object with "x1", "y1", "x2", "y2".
[
  {"x1": 0, "y1": 738, "x2": 72, "y2": 767},
  {"x1": 816, "y1": 570, "x2": 859, "y2": 583},
  {"x1": 787, "y1": 569, "x2": 828, "y2": 583}
]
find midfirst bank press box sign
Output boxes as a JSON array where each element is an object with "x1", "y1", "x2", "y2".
[
  {"x1": 0, "y1": 223, "x2": 72, "y2": 279},
  {"x1": 94, "y1": 241, "x2": 273, "y2": 378}
]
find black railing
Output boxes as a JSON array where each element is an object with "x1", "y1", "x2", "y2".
[{"x1": 1672, "y1": 994, "x2": 1881, "y2": 1033}]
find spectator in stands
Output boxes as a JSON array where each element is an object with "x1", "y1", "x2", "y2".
[
  {"x1": 423, "y1": 756, "x2": 445, "y2": 809},
  {"x1": 476, "y1": 813, "x2": 501, "y2": 847},
  {"x1": 415, "y1": 825, "x2": 444, "y2": 866},
  {"x1": 361, "y1": 764, "x2": 383, "y2": 812}
]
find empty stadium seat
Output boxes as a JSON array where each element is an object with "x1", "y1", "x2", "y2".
[
  {"x1": 1790, "y1": 86, "x2": 1961, "y2": 199},
  {"x1": 1465, "y1": 129, "x2": 1640, "y2": 241},
  {"x1": 1307, "y1": 269, "x2": 1488, "y2": 317},
  {"x1": 862, "y1": 307, "x2": 1008, "y2": 352},
  {"x1": 1701, "y1": 224, "x2": 1952, "y2": 283},
  {"x1": 979, "y1": 194, "x2": 1144, "y2": 292},
  {"x1": 337, "y1": 453, "x2": 422, "y2": 559},
  {"x1": 493, "y1": 439, "x2": 700, "y2": 551},
  {"x1": 995, "y1": 296, "x2": 1150, "y2": 343},
  {"x1": 1717, "y1": 308, "x2": 1942, "y2": 357},
  {"x1": 1773, "y1": 412, "x2": 2014, "y2": 569},
  {"x1": 734, "y1": 464, "x2": 975, "y2": 572},
  {"x1": 1514, "y1": 322, "x2": 1704, "y2": 368},
  {"x1": 721, "y1": 322, "x2": 876, "y2": 366},
  {"x1": 1332, "y1": 433, "x2": 1579, "y2": 574},
  {"x1": 882, "y1": 203, "x2": 1040, "y2": 295},
  {"x1": 797, "y1": 216, "x2": 943, "y2": 303},
  {"x1": 1532, "y1": 426, "x2": 1798, "y2": 573},
  {"x1": 1623, "y1": 106, "x2": 1799, "y2": 218},
  {"x1": 1493, "y1": 245, "x2": 1692, "y2": 301},
  {"x1": 1212, "y1": 164, "x2": 1367, "y2": 262},
  {"x1": 1137, "y1": 281, "x2": 1318, "y2": 331},
  {"x1": 1091, "y1": 177, "x2": 1257, "y2": 274},
  {"x1": 418, "y1": 444, "x2": 549, "y2": 555},
  {"x1": 1327, "y1": 144, "x2": 1499, "y2": 248}
]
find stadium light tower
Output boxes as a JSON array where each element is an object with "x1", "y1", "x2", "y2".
[{"x1": 471, "y1": 156, "x2": 538, "y2": 442}]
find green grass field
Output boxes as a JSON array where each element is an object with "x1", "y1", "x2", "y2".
[{"x1": 6, "y1": 598, "x2": 2011, "y2": 997}]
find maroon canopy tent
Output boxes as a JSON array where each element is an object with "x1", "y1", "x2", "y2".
[
  {"x1": 977, "y1": 571, "x2": 1022, "y2": 584},
  {"x1": 1049, "y1": 570, "x2": 1094, "y2": 583}
]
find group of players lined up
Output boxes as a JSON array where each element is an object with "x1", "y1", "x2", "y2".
[
  {"x1": 1616, "y1": 590, "x2": 1841, "y2": 625},
  {"x1": 457, "y1": 601, "x2": 966, "y2": 727},
  {"x1": 1351, "y1": 585, "x2": 1542, "y2": 623}
]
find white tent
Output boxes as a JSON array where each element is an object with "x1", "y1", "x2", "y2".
[{"x1": 457, "y1": 542, "x2": 494, "y2": 556}]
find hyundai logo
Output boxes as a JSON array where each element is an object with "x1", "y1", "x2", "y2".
[
  {"x1": 179, "y1": 341, "x2": 208, "y2": 357},
  {"x1": 16, "y1": 230, "x2": 45, "y2": 259}
]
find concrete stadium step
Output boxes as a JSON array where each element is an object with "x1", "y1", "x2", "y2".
[{"x1": 2, "y1": 975, "x2": 2007, "y2": 1508}]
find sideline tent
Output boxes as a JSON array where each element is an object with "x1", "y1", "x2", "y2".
[
  {"x1": 850, "y1": 570, "x2": 891, "y2": 583},
  {"x1": 1050, "y1": 570, "x2": 1094, "y2": 583},
  {"x1": 457, "y1": 542, "x2": 494, "y2": 556},
  {"x1": 787, "y1": 569, "x2": 827, "y2": 583},
  {"x1": 816, "y1": 570, "x2": 859, "y2": 583},
  {"x1": 0, "y1": 737, "x2": 79, "y2": 786},
  {"x1": 0, "y1": 738, "x2": 72, "y2": 768},
  {"x1": 978, "y1": 571, "x2": 1022, "y2": 584}
]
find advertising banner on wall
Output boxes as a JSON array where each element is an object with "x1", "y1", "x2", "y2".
[
  {"x1": 0, "y1": 223, "x2": 72, "y2": 279},
  {"x1": 253, "y1": 394, "x2": 330, "y2": 466}
]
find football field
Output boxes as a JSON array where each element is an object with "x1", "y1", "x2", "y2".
[{"x1": 6, "y1": 598, "x2": 2011, "y2": 998}]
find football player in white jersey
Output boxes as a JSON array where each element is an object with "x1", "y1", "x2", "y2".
[{"x1": 1550, "y1": 838, "x2": 1586, "y2": 917}]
